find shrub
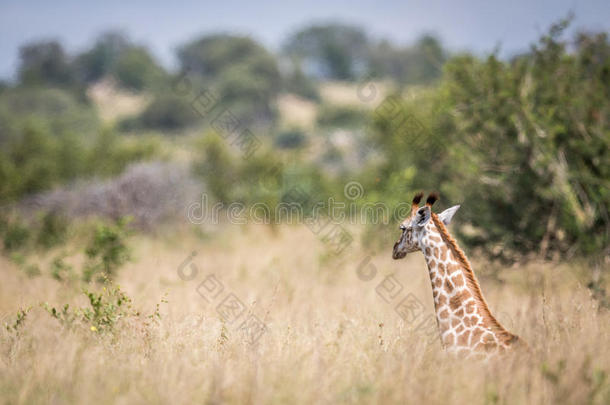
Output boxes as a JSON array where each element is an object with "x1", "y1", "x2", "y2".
[
  {"x1": 0, "y1": 87, "x2": 99, "y2": 144},
  {"x1": 317, "y1": 104, "x2": 368, "y2": 128},
  {"x1": 136, "y1": 94, "x2": 200, "y2": 130},
  {"x1": 72, "y1": 31, "x2": 129, "y2": 83},
  {"x1": 83, "y1": 218, "x2": 132, "y2": 282},
  {"x1": 368, "y1": 22, "x2": 610, "y2": 261},
  {"x1": 0, "y1": 214, "x2": 8, "y2": 235},
  {"x1": 177, "y1": 34, "x2": 281, "y2": 126},
  {"x1": 45, "y1": 284, "x2": 138, "y2": 332},
  {"x1": 50, "y1": 255, "x2": 74, "y2": 281},
  {"x1": 282, "y1": 64, "x2": 320, "y2": 101},
  {"x1": 80, "y1": 286, "x2": 135, "y2": 332},
  {"x1": 4, "y1": 308, "x2": 31, "y2": 333},
  {"x1": 282, "y1": 23, "x2": 369, "y2": 80},
  {"x1": 0, "y1": 85, "x2": 160, "y2": 203},
  {"x1": 192, "y1": 133, "x2": 237, "y2": 203},
  {"x1": 36, "y1": 211, "x2": 67, "y2": 249},
  {"x1": 0, "y1": 113, "x2": 157, "y2": 203},
  {"x1": 23, "y1": 263, "x2": 41, "y2": 278},
  {"x1": 112, "y1": 47, "x2": 164, "y2": 91},
  {"x1": 19, "y1": 162, "x2": 195, "y2": 229},
  {"x1": 18, "y1": 41, "x2": 74, "y2": 87},
  {"x1": 3, "y1": 222, "x2": 30, "y2": 251},
  {"x1": 274, "y1": 128, "x2": 308, "y2": 149}
]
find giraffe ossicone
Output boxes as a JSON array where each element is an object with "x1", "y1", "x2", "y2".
[{"x1": 392, "y1": 192, "x2": 523, "y2": 356}]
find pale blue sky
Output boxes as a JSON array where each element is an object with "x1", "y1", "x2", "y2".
[{"x1": 1, "y1": 0, "x2": 608, "y2": 80}]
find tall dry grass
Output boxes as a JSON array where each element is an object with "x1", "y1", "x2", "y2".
[{"x1": 1, "y1": 224, "x2": 608, "y2": 404}]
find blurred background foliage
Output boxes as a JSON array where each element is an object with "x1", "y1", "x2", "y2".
[{"x1": 0, "y1": 19, "x2": 607, "y2": 269}]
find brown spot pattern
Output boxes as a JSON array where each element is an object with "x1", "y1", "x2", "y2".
[
  {"x1": 452, "y1": 274, "x2": 464, "y2": 287},
  {"x1": 471, "y1": 328, "x2": 484, "y2": 344},
  {"x1": 449, "y1": 291, "x2": 469, "y2": 310},
  {"x1": 457, "y1": 330, "x2": 471, "y2": 346},
  {"x1": 440, "y1": 247, "x2": 449, "y2": 261}
]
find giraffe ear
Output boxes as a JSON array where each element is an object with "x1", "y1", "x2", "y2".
[
  {"x1": 415, "y1": 206, "x2": 431, "y2": 227},
  {"x1": 438, "y1": 205, "x2": 460, "y2": 226}
]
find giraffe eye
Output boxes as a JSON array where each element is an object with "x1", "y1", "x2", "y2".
[{"x1": 399, "y1": 225, "x2": 406, "y2": 231}]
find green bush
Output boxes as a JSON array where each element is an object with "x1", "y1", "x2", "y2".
[
  {"x1": 72, "y1": 31, "x2": 129, "y2": 83},
  {"x1": 177, "y1": 34, "x2": 281, "y2": 126},
  {"x1": 81, "y1": 286, "x2": 135, "y2": 332},
  {"x1": 192, "y1": 131, "x2": 336, "y2": 225},
  {"x1": 85, "y1": 129, "x2": 160, "y2": 176},
  {"x1": 4, "y1": 308, "x2": 31, "y2": 333},
  {"x1": 0, "y1": 123, "x2": 159, "y2": 203},
  {"x1": 36, "y1": 211, "x2": 68, "y2": 249},
  {"x1": 367, "y1": 21, "x2": 610, "y2": 261},
  {"x1": 192, "y1": 131, "x2": 280, "y2": 204},
  {"x1": 282, "y1": 23, "x2": 369, "y2": 80},
  {"x1": 50, "y1": 255, "x2": 74, "y2": 281},
  {"x1": 3, "y1": 222, "x2": 30, "y2": 251},
  {"x1": 274, "y1": 128, "x2": 308, "y2": 149},
  {"x1": 282, "y1": 64, "x2": 320, "y2": 101},
  {"x1": 18, "y1": 41, "x2": 74, "y2": 87},
  {"x1": 0, "y1": 87, "x2": 99, "y2": 144},
  {"x1": 83, "y1": 218, "x2": 132, "y2": 282},
  {"x1": 0, "y1": 85, "x2": 159, "y2": 203},
  {"x1": 112, "y1": 47, "x2": 165, "y2": 91},
  {"x1": 367, "y1": 35, "x2": 447, "y2": 85},
  {"x1": 23, "y1": 263, "x2": 41, "y2": 278},
  {"x1": 317, "y1": 104, "x2": 368, "y2": 128},
  {"x1": 45, "y1": 284, "x2": 138, "y2": 332},
  {"x1": 133, "y1": 94, "x2": 200, "y2": 130}
]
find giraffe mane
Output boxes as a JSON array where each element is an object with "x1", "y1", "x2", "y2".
[{"x1": 430, "y1": 213, "x2": 518, "y2": 345}]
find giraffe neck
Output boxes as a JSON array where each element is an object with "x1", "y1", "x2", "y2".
[{"x1": 420, "y1": 215, "x2": 517, "y2": 354}]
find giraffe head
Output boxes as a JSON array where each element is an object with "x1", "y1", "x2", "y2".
[{"x1": 392, "y1": 192, "x2": 460, "y2": 260}]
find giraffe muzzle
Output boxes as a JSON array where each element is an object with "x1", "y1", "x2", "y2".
[{"x1": 392, "y1": 239, "x2": 407, "y2": 259}]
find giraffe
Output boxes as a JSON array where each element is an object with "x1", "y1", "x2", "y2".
[{"x1": 392, "y1": 192, "x2": 522, "y2": 357}]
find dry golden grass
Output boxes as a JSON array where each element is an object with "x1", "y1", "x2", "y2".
[
  {"x1": 319, "y1": 81, "x2": 391, "y2": 108},
  {"x1": 276, "y1": 94, "x2": 318, "y2": 130},
  {"x1": 87, "y1": 79, "x2": 150, "y2": 124},
  {"x1": 1, "y1": 224, "x2": 609, "y2": 404}
]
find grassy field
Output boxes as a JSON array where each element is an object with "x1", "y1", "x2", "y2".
[{"x1": 1, "y1": 224, "x2": 609, "y2": 404}]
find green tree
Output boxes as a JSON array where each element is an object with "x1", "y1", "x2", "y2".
[
  {"x1": 177, "y1": 34, "x2": 281, "y2": 125},
  {"x1": 369, "y1": 20, "x2": 609, "y2": 261},
  {"x1": 367, "y1": 34, "x2": 447, "y2": 84},
  {"x1": 73, "y1": 31, "x2": 165, "y2": 91},
  {"x1": 18, "y1": 41, "x2": 73, "y2": 86},
  {"x1": 72, "y1": 31, "x2": 129, "y2": 83},
  {"x1": 282, "y1": 23, "x2": 369, "y2": 80},
  {"x1": 281, "y1": 61, "x2": 320, "y2": 101},
  {"x1": 112, "y1": 46, "x2": 165, "y2": 91},
  {"x1": 135, "y1": 94, "x2": 200, "y2": 130},
  {"x1": 0, "y1": 87, "x2": 99, "y2": 144},
  {"x1": 83, "y1": 218, "x2": 132, "y2": 282}
]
